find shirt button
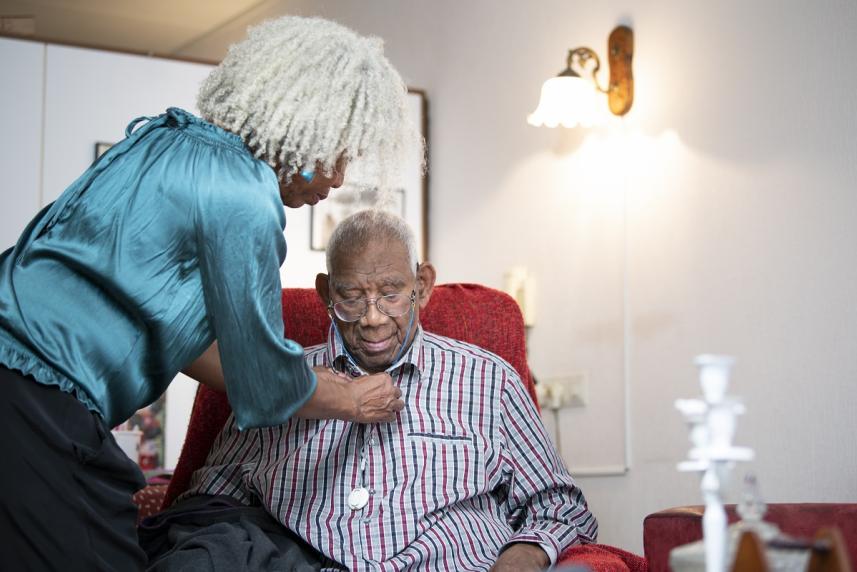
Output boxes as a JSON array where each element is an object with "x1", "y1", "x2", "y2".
[
  {"x1": 368, "y1": 489, "x2": 376, "y2": 495},
  {"x1": 368, "y1": 438, "x2": 376, "y2": 446}
]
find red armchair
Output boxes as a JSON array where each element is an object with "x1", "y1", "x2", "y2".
[
  {"x1": 644, "y1": 504, "x2": 857, "y2": 572},
  {"x1": 141, "y1": 284, "x2": 646, "y2": 571}
]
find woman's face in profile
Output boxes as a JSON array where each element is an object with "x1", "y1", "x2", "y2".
[{"x1": 278, "y1": 156, "x2": 347, "y2": 208}]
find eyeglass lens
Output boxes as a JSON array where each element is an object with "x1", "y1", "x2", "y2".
[{"x1": 333, "y1": 292, "x2": 413, "y2": 322}]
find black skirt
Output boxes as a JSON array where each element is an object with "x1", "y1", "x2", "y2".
[{"x1": 0, "y1": 365, "x2": 147, "y2": 571}]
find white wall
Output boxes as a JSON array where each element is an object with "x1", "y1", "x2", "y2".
[
  {"x1": 177, "y1": 0, "x2": 857, "y2": 553},
  {"x1": 0, "y1": 37, "x2": 43, "y2": 247},
  {"x1": 40, "y1": 44, "x2": 212, "y2": 203}
]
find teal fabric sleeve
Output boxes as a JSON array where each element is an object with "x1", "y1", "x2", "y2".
[{"x1": 192, "y1": 139, "x2": 317, "y2": 430}]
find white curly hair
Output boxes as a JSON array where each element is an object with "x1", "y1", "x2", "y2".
[{"x1": 198, "y1": 16, "x2": 421, "y2": 186}]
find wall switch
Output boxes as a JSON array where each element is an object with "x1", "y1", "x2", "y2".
[
  {"x1": 565, "y1": 373, "x2": 588, "y2": 407},
  {"x1": 538, "y1": 373, "x2": 588, "y2": 409}
]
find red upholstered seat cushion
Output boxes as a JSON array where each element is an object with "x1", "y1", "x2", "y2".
[
  {"x1": 134, "y1": 484, "x2": 169, "y2": 523},
  {"x1": 163, "y1": 284, "x2": 534, "y2": 508}
]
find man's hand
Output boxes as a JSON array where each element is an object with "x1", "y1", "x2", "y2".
[
  {"x1": 490, "y1": 542, "x2": 550, "y2": 572},
  {"x1": 296, "y1": 367, "x2": 404, "y2": 422},
  {"x1": 348, "y1": 372, "x2": 404, "y2": 423}
]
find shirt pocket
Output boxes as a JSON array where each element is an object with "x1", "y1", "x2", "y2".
[
  {"x1": 404, "y1": 431, "x2": 487, "y2": 508},
  {"x1": 370, "y1": 431, "x2": 488, "y2": 563}
]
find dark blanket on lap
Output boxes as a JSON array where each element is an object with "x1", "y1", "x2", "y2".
[{"x1": 139, "y1": 495, "x2": 338, "y2": 572}]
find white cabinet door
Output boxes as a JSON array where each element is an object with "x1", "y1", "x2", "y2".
[{"x1": 0, "y1": 37, "x2": 44, "y2": 249}]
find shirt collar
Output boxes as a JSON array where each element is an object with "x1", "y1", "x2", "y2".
[{"x1": 326, "y1": 323, "x2": 425, "y2": 379}]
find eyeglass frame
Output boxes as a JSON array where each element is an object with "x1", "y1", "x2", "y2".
[
  {"x1": 327, "y1": 288, "x2": 417, "y2": 323},
  {"x1": 325, "y1": 262, "x2": 422, "y2": 322}
]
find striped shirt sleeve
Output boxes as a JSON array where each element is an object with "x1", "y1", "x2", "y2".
[{"x1": 496, "y1": 367, "x2": 599, "y2": 564}]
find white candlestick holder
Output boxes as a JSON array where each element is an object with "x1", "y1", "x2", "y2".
[{"x1": 676, "y1": 354, "x2": 754, "y2": 572}]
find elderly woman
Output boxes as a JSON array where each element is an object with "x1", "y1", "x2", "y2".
[{"x1": 0, "y1": 16, "x2": 415, "y2": 570}]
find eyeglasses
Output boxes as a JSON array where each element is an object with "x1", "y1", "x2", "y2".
[{"x1": 329, "y1": 290, "x2": 416, "y2": 323}]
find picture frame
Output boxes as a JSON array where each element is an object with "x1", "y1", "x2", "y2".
[
  {"x1": 311, "y1": 186, "x2": 406, "y2": 250},
  {"x1": 94, "y1": 141, "x2": 113, "y2": 160},
  {"x1": 128, "y1": 394, "x2": 166, "y2": 471},
  {"x1": 113, "y1": 392, "x2": 166, "y2": 471},
  {"x1": 309, "y1": 89, "x2": 429, "y2": 260}
]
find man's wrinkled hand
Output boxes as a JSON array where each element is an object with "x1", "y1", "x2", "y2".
[
  {"x1": 348, "y1": 372, "x2": 404, "y2": 423},
  {"x1": 490, "y1": 543, "x2": 550, "y2": 572}
]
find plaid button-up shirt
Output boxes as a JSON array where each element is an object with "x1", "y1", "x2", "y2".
[{"x1": 185, "y1": 326, "x2": 597, "y2": 570}]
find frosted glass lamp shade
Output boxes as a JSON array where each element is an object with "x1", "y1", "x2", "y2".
[{"x1": 527, "y1": 75, "x2": 608, "y2": 128}]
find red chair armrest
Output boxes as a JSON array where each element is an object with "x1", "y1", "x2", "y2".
[{"x1": 558, "y1": 543, "x2": 648, "y2": 572}]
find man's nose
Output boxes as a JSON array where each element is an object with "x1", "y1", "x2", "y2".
[{"x1": 361, "y1": 300, "x2": 388, "y2": 325}]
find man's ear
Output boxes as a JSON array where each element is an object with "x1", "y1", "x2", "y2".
[
  {"x1": 315, "y1": 273, "x2": 331, "y2": 307},
  {"x1": 415, "y1": 262, "x2": 436, "y2": 310}
]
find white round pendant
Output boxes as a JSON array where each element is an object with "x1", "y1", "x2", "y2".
[{"x1": 348, "y1": 487, "x2": 370, "y2": 510}]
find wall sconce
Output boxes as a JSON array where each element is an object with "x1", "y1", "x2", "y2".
[{"x1": 528, "y1": 25, "x2": 634, "y2": 128}]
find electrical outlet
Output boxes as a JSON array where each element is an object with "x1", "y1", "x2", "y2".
[{"x1": 538, "y1": 373, "x2": 588, "y2": 409}]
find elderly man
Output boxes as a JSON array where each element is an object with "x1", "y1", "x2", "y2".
[{"x1": 145, "y1": 210, "x2": 597, "y2": 571}]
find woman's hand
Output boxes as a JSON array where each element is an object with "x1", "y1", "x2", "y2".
[
  {"x1": 296, "y1": 367, "x2": 404, "y2": 423},
  {"x1": 348, "y1": 371, "x2": 404, "y2": 423},
  {"x1": 184, "y1": 351, "x2": 405, "y2": 423}
]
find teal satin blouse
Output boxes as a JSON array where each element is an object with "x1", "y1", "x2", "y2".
[{"x1": 0, "y1": 108, "x2": 316, "y2": 429}]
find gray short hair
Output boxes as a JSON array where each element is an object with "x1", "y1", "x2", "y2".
[
  {"x1": 326, "y1": 209, "x2": 418, "y2": 275},
  {"x1": 197, "y1": 16, "x2": 421, "y2": 186}
]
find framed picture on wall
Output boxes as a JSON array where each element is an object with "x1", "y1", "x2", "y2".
[
  {"x1": 94, "y1": 141, "x2": 113, "y2": 160},
  {"x1": 113, "y1": 393, "x2": 166, "y2": 471},
  {"x1": 128, "y1": 394, "x2": 166, "y2": 471},
  {"x1": 311, "y1": 186, "x2": 405, "y2": 251},
  {"x1": 308, "y1": 89, "x2": 429, "y2": 260}
]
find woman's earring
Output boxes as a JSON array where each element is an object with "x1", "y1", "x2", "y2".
[{"x1": 300, "y1": 170, "x2": 315, "y2": 183}]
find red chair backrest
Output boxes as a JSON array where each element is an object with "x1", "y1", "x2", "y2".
[{"x1": 162, "y1": 283, "x2": 534, "y2": 508}]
